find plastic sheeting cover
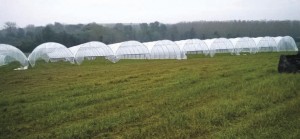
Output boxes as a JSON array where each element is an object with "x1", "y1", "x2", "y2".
[
  {"x1": 0, "y1": 44, "x2": 28, "y2": 67},
  {"x1": 108, "y1": 41, "x2": 150, "y2": 63},
  {"x1": 28, "y1": 42, "x2": 74, "y2": 67},
  {"x1": 176, "y1": 39, "x2": 210, "y2": 57},
  {"x1": 144, "y1": 40, "x2": 184, "y2": 59},
  {"x1": 255, "y1": 37, "x2": 277, "y2": 52},
  {"x1": 230, "y1": 37, "x2": 258, "y2": 54},
  {"x1": 205, "y1": 38, "x2": 234, "y2": 54},
  {"x1": 69, "y1": 41, "x2": 114, "y2": 64},
  {"x1": 274, "y1": 36, "x2": 298, "y2": 52}
]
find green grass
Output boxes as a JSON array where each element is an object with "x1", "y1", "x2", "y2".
[{"x1": 0, "y1": 53, "x2": 299, "y2": 139}]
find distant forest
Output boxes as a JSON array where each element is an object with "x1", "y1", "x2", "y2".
[{"x1": 0, "y1": 20, "x2": 300, "y2": 52}]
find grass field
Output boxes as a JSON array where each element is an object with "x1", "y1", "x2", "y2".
[{"x1": 0, "y1": 53, "x2": 299, "y2": 139}]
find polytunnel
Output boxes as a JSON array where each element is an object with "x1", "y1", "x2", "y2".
[
  {"x1": 28, "y1": 42, "x2": 74, "y2": 67},
  {"x1": 204, "y1": 38, "x2": 234, "y2": 55},
  {"x1": 175, "y1": 39, "x2": 210, "y2": 57},
  {"x1": 274, "y1": 36, "x2": 298, "y2": 52},
  {"x1": 143, "y1": 40, "x2": 185, "y2": 59},
  {"x1": 108, "y1": 41, "x2": 150, "y2": 63},
  {"x1": 69, "y1": 41, "x2": 114, "y2": 64},
  {"x1": 254, "y1": 37, "x2": 277, "y2": 52},
  {"x1": 0, "y1": 44, "x2": 28, "y2": 69},
  {"x1": 230, "y1": 37, "x2": 258, "y2": 54}
]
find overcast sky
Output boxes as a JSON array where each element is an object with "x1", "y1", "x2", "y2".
[{"x1": 0, "y1": 0, "x2": 300, "y2": 27}]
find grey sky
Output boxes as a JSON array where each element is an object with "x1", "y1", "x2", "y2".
[{"x1": 0, "y1": 0, "x2": 300, "y2": 27}]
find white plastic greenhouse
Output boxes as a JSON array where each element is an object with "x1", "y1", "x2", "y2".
[
  {"x1": 144, "y1": 40, "x2": 185, "y2": 59},
  {"x1": 254, "y1": 37, "x2": 277, "y2": 52},
  {"x1": 69, "y1": 41, "x2": 114, "y2": 64},
  {"x1": 1, "y1": 35, "x2": 298, "y2": 70},
  {"x1": 176, "y1": 39, "x2": 210, "y2": 57},
  {"x1": 204, "y1": 38, "x2": 234, "y2": 55},
  {"x1": 274, "y1": 36, "x2": 298, "y2": 52},
  {"x1": 28, "y1": 42, "x2": 74, "y2": 67},
  {"x1": 108, "y1": 41, "x2": 150, "y2": 63},
  {"x1": 230, "y1": 37, "x2": 259, "y2": 54},
  {"x1": 0, "y1": 44, "x2": 28, "y2": 69}
]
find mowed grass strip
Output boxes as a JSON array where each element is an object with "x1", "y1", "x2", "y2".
[{"x1": 0, "y1": 53, "x2": 299, "y2": 138}]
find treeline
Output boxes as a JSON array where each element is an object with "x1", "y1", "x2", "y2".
[{"x1": 0, "y1": 20, "x2": 300, "y2": 52}]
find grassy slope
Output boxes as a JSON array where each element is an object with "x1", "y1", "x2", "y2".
[{"x1": 0, "y1": 53, "x2": 299, "y2": 139}]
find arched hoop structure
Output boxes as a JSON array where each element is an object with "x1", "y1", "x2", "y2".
[
  {"x1": 274, "y1": 36, "x2": 298, "y2": 52},
  {"x1": 203, "y1": 39, "x2": 216, "y2": 57},
  {"x1": 28, "y1": 42, "x2": 74, "y2": 67},
  {"x1": 176, "y1": 39, "x2": 210, "y2": 58},
  {"x1": 108, "y1": 41, "x2": 150, "y2": 63},
  {"x1": 144, "y1": 40, "x2": 184, "y2": 59},
  {"x1": 204, "y1": 38, "x2": 234, "y2": 55},
  {"x1": 230, "y1": 37, "x2": 258, "y2": 54},
  {"x1": 0, "y1": 44, "x2": 28, "y2": 68},
  {"x1": 69, "y1": 41, "x2": 114, "y2": 64},
  {"x1": 254, "y1": 37, "x2": 277, "y2": 52}
]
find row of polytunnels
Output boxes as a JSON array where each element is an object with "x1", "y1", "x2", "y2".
[{"x1": 0, "y1": 36, "x2": 298, "y2": 69}]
